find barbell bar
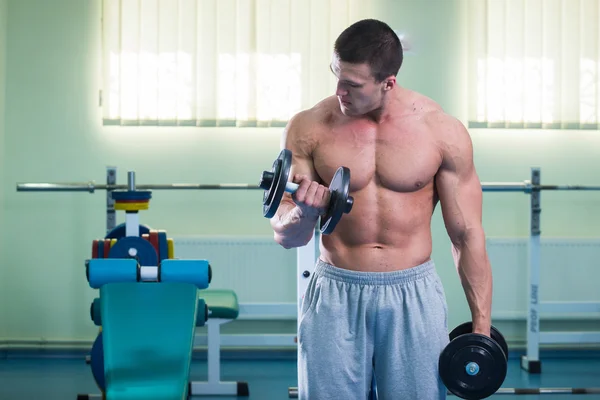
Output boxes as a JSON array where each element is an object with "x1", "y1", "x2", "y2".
[
  {"x1": 16, "y1": 182, "x2": 262, "y2": 192},
  {"x1": 15, "y1": 181, "x2": 600, "y2": 193},
  {"x1": 287, "y1": 387, "x2": 600, "y2": 398},
  {"x1": 487, "y1": 388, "x2": 600, "y2": 395}
]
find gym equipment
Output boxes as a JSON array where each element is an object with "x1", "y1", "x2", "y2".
[
  {"x1": 16, "y1": 182, "x2": 263, "y2": 191},
  {"x1": 439, "y1": 322, "x2": 508, "y2": 399},
  {"x1": 17, "y1": 167, "x2": 249, "y2": 398},
  {"x1": 90, "y1": 332, "x2": 105, "y2": 391},
  {"x1": 259, "y1": 148, "x2": 354, "y2": 234},
  {"x1": 189, "y1": 289, "x2": 249, "y2": 397},
  {"x1": 79, "y1": 171, "x2": 219, "y2": 400}
]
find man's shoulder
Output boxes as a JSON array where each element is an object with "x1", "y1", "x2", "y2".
[
  {"x1": 287, "y1": 97, "x2": 338, "y2": 132},
  {"x1": 422, "y1": 110, "x2": 472, "y2": 164},
  {"x1": 398, "y1": 90, "x2": 471, "y2": 154},
  {"x1": 283, "y1": 97, "x2": 338, "y2": 152},
  {"x1": 297, "y1": 96, "x2": 338, "y2": 121},
  {"x1": 405, "y1": 94, "x2": 467, "y2": 139},
  {"x1": 406, "y1": 90, "x2": 444, "y2": 114},
  {"x1": 423, "y1": 109, "x2": 465, "y2": 133}
]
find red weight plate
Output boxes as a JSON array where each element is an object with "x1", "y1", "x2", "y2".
[
  {"x1": 103, "y1": 239, "x2": 111, "y2": 259},
  {"x1": 149, "y1": 230, "x2": 160, "y2": 257}
]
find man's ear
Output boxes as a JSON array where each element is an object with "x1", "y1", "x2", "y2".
[{"x1": 383, "y1": 76, "x2": 396, "y2": 91}]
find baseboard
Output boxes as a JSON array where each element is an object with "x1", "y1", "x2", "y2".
[
  {"x1": 0, "y1": 347, "x2": 297, "y2": 360},
  {"x1": 2, "y1": 343, "x2": 599, "y2": 361}
]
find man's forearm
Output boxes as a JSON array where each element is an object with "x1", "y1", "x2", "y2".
[
  {"x1": 452, "y1": 228, "x2": 493, "y2": 335},
  {"x1": 271, "y1": 203, "x2": 319, "y2": 249}
]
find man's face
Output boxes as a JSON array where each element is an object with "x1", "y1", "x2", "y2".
[{"x1": 330, "y1": 54, "x2": 389, "y2": 117}]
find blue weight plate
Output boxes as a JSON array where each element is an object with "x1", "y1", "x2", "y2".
[
  {"x1": 108, "y1": 236, "x2": 158, "y2": 267},
  {"x1": 105, "y1": 223, "x2": 151, "y2": 240},
  {"x1": 90, "y1": 298, "x2": 101, "y2": 326},
  {"x1": 157, "y1": 230, "x2": 169, "y2": 262},
  {"x1": 111, "y1": 190, "x2": 152, "y2": 202},
  {"x1": 97, "y1": 240, "x2": 105, "y2": 259},
  {"x1": 90, "y1": 332, "x2": 105, "y2": 390}
]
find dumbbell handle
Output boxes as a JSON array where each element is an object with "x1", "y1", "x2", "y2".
[
  {"x1": 285, "y1": 182, "x2": 299, "y2": 193},
  {"x1": 285, "y1": 181, "x2": 336, "y2": 197}
]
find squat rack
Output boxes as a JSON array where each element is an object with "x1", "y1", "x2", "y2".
[{"x1": 16, "y1": 166, "x2": 600, "y2": 374}]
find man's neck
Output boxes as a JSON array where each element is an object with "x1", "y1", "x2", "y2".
[{"x1": 365, "y1": 89, "x2": 397, "y2": 124}]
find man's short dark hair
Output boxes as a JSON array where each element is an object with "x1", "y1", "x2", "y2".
[{"x1": 334, "y1": 19, "x2": 403, "y2": 82}]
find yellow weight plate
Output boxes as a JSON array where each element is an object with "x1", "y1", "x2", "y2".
[
  {"x1": 114, "y1": 201, "x2": 149, "y2": 211},
  {"x1": 167, "y1": 238, "x2": 174, "y2": 259}
]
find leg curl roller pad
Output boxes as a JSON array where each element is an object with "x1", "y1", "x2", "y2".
[
  {"x1": 196, "y1": 298, "x2": 208, "y2": 326},
  {"x1": 87, "y1": 259, "x2": 138, "y2": 289},
  {"x1": 160, "y1": 259, "x2": 212, "y2": 289}
]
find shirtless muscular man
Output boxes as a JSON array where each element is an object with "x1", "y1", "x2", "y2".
[{"x1": 270, "y1": 19, "x2": 493, "y2": 400}]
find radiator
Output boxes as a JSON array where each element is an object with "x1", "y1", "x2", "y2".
[
  {"x1": 487, "y1": 237, "x2": 600, "y2": 320},
  {"x1": 171, "y1": 236, "x2": 600, "y2": 321},
  {"x1": 172, "y1": 235, "x2": 297, "y2": 304}
]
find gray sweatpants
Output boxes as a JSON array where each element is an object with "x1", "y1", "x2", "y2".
[{"x1": 297, "y1": 258, "x2": 449, "y2": 400}]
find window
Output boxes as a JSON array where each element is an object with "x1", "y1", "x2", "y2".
[
  {"x1": 101, "y1": 0, "x2": 370, "y2": 127},
  {"x1": 467, "y1": 0, "x2": 600, "y2": 129}
]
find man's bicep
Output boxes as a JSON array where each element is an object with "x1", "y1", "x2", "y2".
[
  {"x1": 280, "y1": 112, "x2": 320, "y2": 182},
  {"x1": 436, "y1": 124, "x2": 483, "y2": 245},
  {"x1": 278, "y1": 112, "x2": 320, "y2": 205}
]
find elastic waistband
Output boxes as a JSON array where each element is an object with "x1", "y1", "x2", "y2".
[{"x1": 314, "y1": 258, "x2": 437, "y2": 286}]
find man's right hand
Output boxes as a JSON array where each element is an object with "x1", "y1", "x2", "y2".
[{"x1": 291, "y1": 174, "x2": 331, "y2": 219}]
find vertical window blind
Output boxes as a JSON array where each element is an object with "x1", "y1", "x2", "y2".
[
  {"x1": 468, "y1": 0, "x2": 600, "y2": 129},
  {"x1": 101, "y1": 0, "x2": 371, "y2": 127}
]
